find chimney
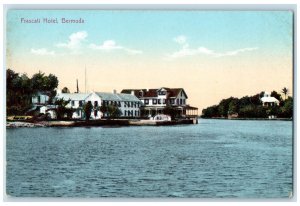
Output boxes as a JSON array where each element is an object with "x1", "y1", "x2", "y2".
[
  {"x1": 113, "y1": 89, "x2": 117, "y2": 94},
  {"x1": 131, "y1": 90, "x2": 135, "y2": 95},
  {"x1": 76, "y1": 79, "x2": 79, "y2": 93}
]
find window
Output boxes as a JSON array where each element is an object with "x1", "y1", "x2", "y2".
[
  {"x1": 94, "y1": 101, "x2": 98, "y2": 107},
  {"x1": 124, "y1": 110, "x2": 127, "y2": 116},
  {"x1": 131, "y1": 102, "x2": 134, "y2": 107},
  {"x1": 158, "y1": 91, "x2": 166, "y2": 95},
  {"x1": 144, "y1": 99, "x2": 149, "y2": 105},
  {"x1": 71, "y1": 100, "x2": 75, "y2": 106},
  {"x1": 135, "y1": 111, "x2": 137, "y2": 116},
  {"x1": 176, "y1": 99, "x2": 179, "y2": 105},
  {"x1": 163, "y1": 99, "x2": 166, "y2": 104},
  {"x1": 180, "y1": 99, "x2": 182, "y2": 105},
  {"x1": 37, "y1": 96, "x2": 41, "y2": 103},
  {"x1": 170, "y1": 99, "x2": 175, "y2": 104},
  {"x1": 183, "y1": 99, "x2": 185, "y2": 105},
  {"x1": 79, "y1": 101, "x2": 83, "y2": 107},
  {"x1": 158, "y1": 99, "x2": 161, "y2": 104},
  {"x1": 153, "y1": 99, "x2": 157, "y2": 104}
]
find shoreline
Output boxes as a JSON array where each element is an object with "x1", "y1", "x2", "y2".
[
  {"x1": 200, "y1": 117, "x2": 292, "y2": 121},
  {"x1": 6, "y1": 118, "x2": 197, "y2": 128},
  {"x1": 6, "y1": 117, "x2": 292, "y2": 128}
]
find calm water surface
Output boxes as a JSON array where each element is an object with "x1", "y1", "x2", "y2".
[{"x1": 6, "y1": 119, "x2": 293, "y2": 198}]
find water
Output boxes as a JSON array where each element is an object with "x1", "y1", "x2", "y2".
[{"x1": 6, "y1": 119, "x2": 293, "y2": 198}]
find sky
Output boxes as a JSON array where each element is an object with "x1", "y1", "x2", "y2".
[{"x1": 6, "y1": 10, "x2": 293, "y2": 112}]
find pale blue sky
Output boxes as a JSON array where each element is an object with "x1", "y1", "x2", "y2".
[{"x1": 7, "y1": 10, "x2": 293, "y2": 57}]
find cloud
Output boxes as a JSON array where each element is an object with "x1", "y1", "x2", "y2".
[
  {"x1": 174, "y1": 35, "x2": 187, "y2": 44},
  {"x1": 89, "y1": 40, "x2": 142, "y2": 55},
  {"x1": 56, "y1": 31, "x2": 88, "y2": 50},
  {"x1": 215, "y1": 47, "x2": 258, "y2": 57},
  {"x1": 166, "y1": 35, "x2": 258, "y2": 59},
  {"x1": 31, "y1": 48, "x2": 55, "y2": 56}
]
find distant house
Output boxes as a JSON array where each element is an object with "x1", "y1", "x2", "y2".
[
  {"x1": 121, "y1": 87, "x2": 198, "y2": 118},
  {"x1": 31, "y1": 91, "x2": 51, "y2": 105},
  {"x1": 261, "y1": 92, "x2": 280, "y2": 107}
]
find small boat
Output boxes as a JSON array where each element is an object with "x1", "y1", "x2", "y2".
[{"x1": 151, "y1": 114, "x2": 171, "y2": 121}]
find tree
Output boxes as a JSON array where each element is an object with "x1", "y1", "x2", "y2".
[
  {"x1": 228, "y1": 99, "x2": 239, "y2": 115},
  {"x1": 31, "y1": 71, "x2": 46, "y2": 92},
  {"x1": 218, "y1": 97, "x2": 235, "y2": 117},
  {"x1": 279, "y1": 97, "x2": 293, "y2": 118},
  {"x1": 100, "y1": 104, "x2": 122, "y2": 119},
  {"x1": 201, "y1": 105, "x2": 219, "y2": 118},
  {"x1": 62, "y1": 87, "x2": 70, "y2": 93},
  {"x1": 7, "y1": 69, "x2": 33, "y2": 114},
  {"x1": 31, "y1": 71, "x2": 58, "y2": 93},
  {"x1": 83, "y1": 101, "x2": 93, "y2": 121},
  {"x1": 107, "y1": 105, "x2": 122, "y2": 119},
  {"x1": 6, "y1": 69, "x2": 59, "y2": 116},
  {"x1": 55, "y1": 98, "x2": 73, "y2": 119},
  {"x1": 271, "y1": 90, "x2": 283, "y2": 105},
  {"x1": 163, "y1": 106, "x2": 177, "y2": 120},
  {"x1": 100, "y1": 104, "x2": 108, "y2": 117},
  {"x1": 44, "y1": 74, "x2": 58, "y2": 91},
  {"x1": 281, "y1": 87, "x2": 289, "y2": 100}
]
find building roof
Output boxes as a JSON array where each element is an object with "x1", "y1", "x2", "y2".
[
  {"x1": 56, "y1": 93, "x2": 90, "y2": 101},
  {"x1": 261, "y1": 96, "x2": 280, "y2": 103},
  {"x1": 95, "y1": 92, "x2": 140, "y2": 102},
  {"x1": 118, "y1": 93, "x2": 141, "y2": 102},
  {"x1": 121, "y1": 87, "x2": 187, "y2": 98},
  {"x1": 55, "y1": 92, "x2": 140, "y2": 102}
]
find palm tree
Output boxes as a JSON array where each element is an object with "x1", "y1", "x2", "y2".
[{"x1": 281, "y1": 87, "x2": 289, "y2": 100}]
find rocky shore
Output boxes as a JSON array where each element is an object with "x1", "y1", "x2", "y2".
[
  {"x1": 6, "y1": 121, "x2": 46, "y2": 128},
  {"x1": 6, "y1": 118, "x2": 197, "y2": 128}
]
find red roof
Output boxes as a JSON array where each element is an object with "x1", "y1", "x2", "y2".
[{"x1": 121, "y1": 87, "x2": 188, "y2": 99}]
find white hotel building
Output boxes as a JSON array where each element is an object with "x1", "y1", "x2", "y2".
[{"x1": 121, "y1": 87, "x2": 198, "y2": 118}]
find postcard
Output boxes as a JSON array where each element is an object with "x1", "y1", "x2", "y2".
[{"x1": 5, "y1": 8, "x2": 294, "y2": 199}]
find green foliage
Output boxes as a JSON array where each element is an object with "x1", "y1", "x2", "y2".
[
  {"x1": 201, "y1": 90, "x2": 293, "y2": 119},
  {"x1": 279, "y1": 97, "x2": 293, "y2": 118},
  {"x1": 55, "y1": 98, "x2": 74, "y2": 119},
  {"x1": 239, "y1": 105, "x2": 267, "y2": 118},
  {"x1": 271, "y1": 91, "x2": 283, "y2": 103},
  {"x1": 31, "y1": 71, "x2": 58, "y2": 92},
  {"x1": 62, "y1": 87, "x2": 70, "y2": 93},
  {"x1": 201, "y1": 105, "x2": 219, "y2": 118},
  {"x1": 100, "y1": 104, "x2": 122, "y2": 119},
  {"x1": 107, "y1": 105, "x2": 122, "y2": 119},
  {"x1": 6, "y1": 69, "x2": 59, "y2": 115},
  {"x1": 218, "y1": 97, "x2": 237, "y2": 117},
  {"x1": 163, "y1": 106, "x2": 178, "y2": 120},
  {"x1": 281, "y1": 87, "x2": 289, "y2": 100},
  {"x1": 228, "y1": 99, "x2": 239, "y2": 115}
]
